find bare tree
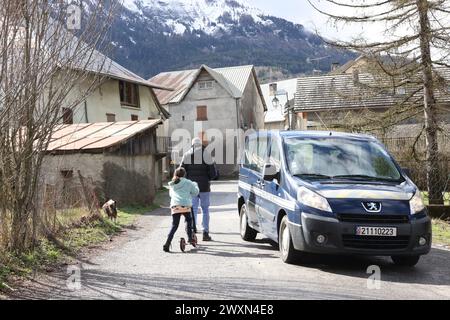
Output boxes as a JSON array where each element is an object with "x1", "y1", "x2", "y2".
[
  {"x1": 0, "y1": 0, "x2": 117, "y2": 252},
  {"x1": 309, "y1": 0, "x2": 450, "y2": 204}
]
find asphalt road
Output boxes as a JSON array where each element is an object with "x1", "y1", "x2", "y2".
[{"x1": 9, "y1": 180, "x2": 450, "y2": 300}]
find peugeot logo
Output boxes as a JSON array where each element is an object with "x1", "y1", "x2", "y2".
[{"x1": 362, "y1": 201, "x2": 382, "y2": 213}]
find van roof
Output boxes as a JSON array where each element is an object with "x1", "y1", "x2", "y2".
[{"x1": 277, "y1": 130, "x2": 377, "y2": 141}]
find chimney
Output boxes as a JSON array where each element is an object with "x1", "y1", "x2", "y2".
[
  {"x1": 331, "y1": 62, "x2": 340, "y2": 72},
  {"x1": 352, "y1": 69, "x2": 360, "y2": 84},
  {"x1": 269, "y1": 83, "x2": 278, "y2": 96}
]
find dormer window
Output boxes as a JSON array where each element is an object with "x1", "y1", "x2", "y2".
[
  {"x1": 119, "y1": 80, "x2": 140, "y2": 108},
  {"x1": 396, "y1": 87, "x2": 406, "y2": 95},
  {"x1": 198, "y1": 80, "x2": 214, "y2": 90}
]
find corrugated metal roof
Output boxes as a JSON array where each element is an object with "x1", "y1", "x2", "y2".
[
  {"x1": 51, "y1": 21, "x2": 171, "y2": 92},
  {"x1": 47, "y1": 120, "x2": 162, "y2": 152},
  {"x1": 150, "y1": 65, "x2": 257, "y2": 105}
]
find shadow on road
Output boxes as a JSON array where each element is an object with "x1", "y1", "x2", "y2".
[
  {"x1": 244, "y1": 236, "x2": 450, "y2": 287},
  {"x1": 9, "y1": 270, "x2": 376, "y2": 300}
]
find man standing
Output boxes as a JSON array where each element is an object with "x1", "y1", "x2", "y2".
[{"x1": 181, "y1": 138, "x2": 217, "y2": 241}]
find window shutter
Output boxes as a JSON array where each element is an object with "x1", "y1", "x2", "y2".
[{"x1": 197, "y1": 106, "x2": 207, "y2": 121}]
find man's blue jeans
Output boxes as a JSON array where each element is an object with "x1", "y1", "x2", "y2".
[{"x1": 192, "y1": 192, "x2": 210, "y2": 233}]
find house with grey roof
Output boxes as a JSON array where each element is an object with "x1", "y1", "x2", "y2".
[
  {"x1": 293, "y1": 68, "x2": 450, "y2": 131},
  {"x1": 150, "y1": 64, "x2": 267, "y2": 176}
]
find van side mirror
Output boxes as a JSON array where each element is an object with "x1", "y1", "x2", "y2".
[
  {"x1": 264, "y1": 163, "x2": 280, "y2": 182},
  {"x1": 402, "y1": 167, "x2": 411, "y2": 178}
]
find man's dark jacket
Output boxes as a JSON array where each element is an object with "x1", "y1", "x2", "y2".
[{"x1": 181, "y1": 146, "x2": 217, "y2": 193}]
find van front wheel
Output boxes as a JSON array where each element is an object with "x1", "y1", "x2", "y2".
[
  {"x1": 279, "y1": 216, "x2": 298, "y2": 264},
  {"x1": 240, "y1": 204, "x2": 257, "y2": 241},
  {"x1": 391, "y1": 255, "x2": 420, "y2": 267}
]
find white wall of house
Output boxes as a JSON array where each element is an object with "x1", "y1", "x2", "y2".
[
  {"x1": 64, "y1": 76, "x2": 162, "y2": 124},
  {"x1": 168, "y1": 71, "x2": 238, "y2": 141}
]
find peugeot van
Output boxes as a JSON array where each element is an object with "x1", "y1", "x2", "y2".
[{"x1": 238, "y1": 131, "x2": 431, "y2": 266}]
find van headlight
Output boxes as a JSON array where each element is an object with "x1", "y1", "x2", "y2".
[
  {"x1": 297, "y1": 187, "x2": 332, "y2": 213},
  {"x1": 410, "y1": 190, "x2": 425, "y2": 215}
]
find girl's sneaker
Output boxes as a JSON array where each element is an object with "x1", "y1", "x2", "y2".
[{"x1": 189, "y1": 240, "x2": 197, "y2": 248}]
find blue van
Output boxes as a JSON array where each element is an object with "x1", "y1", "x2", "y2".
[{"x1": 238, "y1": 131, "x2": 431, "y2": 266}]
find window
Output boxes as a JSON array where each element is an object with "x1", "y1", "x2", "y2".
[
  {"x1": 131, "y1": 114, "x2": 139, "y2": 121},
  {"x1": 284, "y1": 137, "x2": 402, "y2": 181},
  {"x1": 269, "y1": 139, "x2": 282, "y2": 172},
  {"x1": 244, "y1": 137, "x2": 258, "y2": 172},
  {"x1": 256, "y1": 136, "x2": 268, "y2": 172},
  {"x1": 60, "y1": 170, "x2": 73, "y2": 179},
  {"x1": 243, "y1": 135, "x2": 268, "y2": 173},
  {"x1": 106, "y1": 113, "x2": 116, "y2": 122},
  {"x1": 119, "y1": 81, "x2": 140, "y2": 108},
  {"x1": 197, "y1": 106, "x2": 208, "y2": 121},
  {"x1": 62, "y1": 108, "x2": 73, "y2": 125},
  {"x1": 396, "y1": 87, "x2": 406, "y2": 95},
  {"x1": 198, "y1": 80, "x2": 214, "y2": 90}
]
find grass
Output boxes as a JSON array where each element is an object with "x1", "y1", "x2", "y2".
[
  {"x1": 0, "y1": 188, "x2": 168, "y2": 292},
  {"x1": 432, "y1": 219, "x2": 450, "y2": 247},
  {"x1": 422, "y1": 192, "x2": 450, "y2": 205}
]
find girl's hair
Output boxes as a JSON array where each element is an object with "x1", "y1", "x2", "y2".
[{"x1": 172, "y1": 167, "x2": 186, "y2": 183}]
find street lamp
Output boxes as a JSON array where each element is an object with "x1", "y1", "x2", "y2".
[{"x1": 272, "y1": 90, "x2": 292, "y2": 130}]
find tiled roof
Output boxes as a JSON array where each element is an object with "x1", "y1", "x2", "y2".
[
  {"x1": 294, "y1": 68, "x2": 450, "y2": 112},
  {"x1": 47, "y1": 120, "x2": 162, "y2": 152}
]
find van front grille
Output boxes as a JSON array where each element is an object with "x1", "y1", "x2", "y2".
[
  {"x1": 342, "y1": 235, "x2": 410, "y2": 250},
  {"x1": 338, "y1": 214, "x2": 409, "y2": 224}
]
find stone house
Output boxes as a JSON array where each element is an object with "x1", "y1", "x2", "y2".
[
  {"x1": 41, "y1": 120, "x2": 166, "y2": 206},
  {"x1": 150, "y1": 64, "x2": 266, "y2": 176}
]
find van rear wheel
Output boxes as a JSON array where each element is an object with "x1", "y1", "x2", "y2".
[
  {"x1": 391, "y1": 255, "x2": 420, "y2": 267},
  {"x1": 240, "y1": 204, "x2": 257, "y2": 241},
  {"x1": 279, "y1": 216, "x2": 298, "y2": 264}
]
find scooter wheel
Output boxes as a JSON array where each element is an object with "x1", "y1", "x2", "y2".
[{"x1": 180, "y1": 238, "x2": 186, "y2": 252}]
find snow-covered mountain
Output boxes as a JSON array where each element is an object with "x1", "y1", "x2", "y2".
[
  {"x1": 121, "y1": 0, "x2": 272, "y2": 36},
  {"x1": 102, "y1": 0, "x2": 354, "y2": 79}
]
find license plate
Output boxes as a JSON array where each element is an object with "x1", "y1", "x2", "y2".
[{"x1": 356, "y1": 226, "x2": 397, "y2": 237}]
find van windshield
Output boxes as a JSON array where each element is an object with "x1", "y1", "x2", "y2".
[{"x1": 284, "y1": 137, "x2": 402, "y2": 182}]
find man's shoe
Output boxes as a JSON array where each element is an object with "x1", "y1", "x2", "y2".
[
  {"x1": 163, "y1": 242, "x2": 171, "y2": 252},
  {"x1": 203, "y1": 232, "x2": 212, "y2": 241}
]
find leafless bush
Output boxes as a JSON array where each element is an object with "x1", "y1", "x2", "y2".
[{"x1": 0, "y1": 0, "x2": 117, "y2": 252}]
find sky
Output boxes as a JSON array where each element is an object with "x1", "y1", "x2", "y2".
[{"x1": 246, "y1": 0, "x2": 383, "y2": 41}]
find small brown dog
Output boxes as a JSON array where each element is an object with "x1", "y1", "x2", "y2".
[{"x1": 102, "y1": 199, "x2": 118, "y2": 222}]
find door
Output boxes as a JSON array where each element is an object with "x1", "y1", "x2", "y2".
[
  {"x1": 241, "y1": 135, "x2": 261, "y2": 229},
  {"x1": 259, "y1": 135, "x2": 282, "y2": 239},
  {"x1": 252, "y1": 135, "x2": 269, "y2": 232}
]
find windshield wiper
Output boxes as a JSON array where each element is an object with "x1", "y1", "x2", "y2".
[
  {"x1": 332, "y1": 174, "x2": 400, "y2": 182},
  {"x1": 294, "y1": 174, "x2": 333, "y2": 180}
]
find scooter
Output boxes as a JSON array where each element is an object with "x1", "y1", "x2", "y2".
[
  {"x1": 180, "y1": 233, "x2": 198, "y2": 252},
  {"x1": 180, "y1": 207, "x2": 198, "y2": 252}
]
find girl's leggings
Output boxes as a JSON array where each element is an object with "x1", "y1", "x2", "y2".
[{"x1": 167, "y1": 213, "x2": 193, "y2": 243}]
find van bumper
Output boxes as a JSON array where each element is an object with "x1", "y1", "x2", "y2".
[{"x1": 288, "y1": 212, "x2": 431, "y2": 256}]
